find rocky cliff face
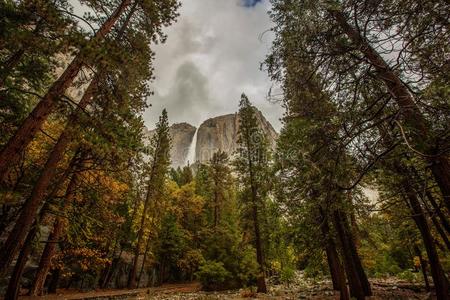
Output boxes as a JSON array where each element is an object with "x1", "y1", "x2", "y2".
[
  {"x1": 146, "y1": 123, "x2": 196, "y2": 168},
  {"x1": 146, "y1": 110, "x2": 277, "y2": 167},
  {"x1": 170, "y1": 123, "x2": 197, "y2": 167},
  {"x1": 195, "y1": 111, "x2": 278, "y2": 163}
]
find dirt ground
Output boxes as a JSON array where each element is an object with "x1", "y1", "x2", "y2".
[{"x1": 14, "y1": 278, "x2": 435, "y2": 299}]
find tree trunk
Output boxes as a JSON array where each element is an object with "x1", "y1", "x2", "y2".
[
  {"x1": 47, "y1": 268, "x2": 61, "y2": 294},
  {"x1": 4, "y1": 225, "x2": 37, "y2": 300},
  {"x1": 376, "y1": 122, "x2": 450, "y2": 299},
  {"x1": 429, "y1": 212, "x2": 450, "y2": 251},
  {"x1": 320, "y1": 209, "x2": 349, "y2": 300},
  {"x1": 246, "y1": 140, "x2": 267, "y2": 293},
  {"x1": 426, "y1": 190, "x2": 450, "y2": 235},
  {"x1": 251, "y1": 200, "x2": 267, "y2": 293},
  {"x1": 414, "y1": 245, "x2": 430, "y2": 292},
  {"x1": 213, "y1": 189, "x2": 218, "y2": 227},
  {"x1": 138, "y1": 236, "x2": 152, "y2": 288},
  {"x1": 29, "y1": 171, "x2": 79, "y2": 296},
  {"x1": 0, "y1": 0, "x2": 132, "y2": 183},
  {"x1": 333, "y1": 210, "x2": 366, "y2": 300},
  {"x1": 329, "y1": 7, "x2": 450, "y2": 211},
  {"x1": 129, "y1": 135, "x2": 161, "y2": 288},
  {"x1": 402, "y1": 182, "x2": 450, "y2": 299},
  {"x1": 129, "y1": 187, "x2": 153, "y2": 288},
  {"x1": 343, "y1": 213, "x2": 371, "y2": 296},
  {"x1": 99, "y1": 239, "x2": 119, "y2": 288},
  {"x1": 0, "y1": 80, "x2": 96, "y2": 276},
  {"x1": 102, "y1": 249, "x2": 123, "y2": 289}
]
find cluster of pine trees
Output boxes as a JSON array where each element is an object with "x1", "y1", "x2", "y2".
[
  {"x1": 266, "y1": 0, "x2": 450, "y2": 299},
  {"x1": 0, "y1": 0, "x2": 180, "y2": 298},
  {"x1": 1, "y1": 0, "x2": 449, "y2": 300}
]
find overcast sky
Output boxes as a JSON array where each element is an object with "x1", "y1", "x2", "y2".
[{"x1": 144, "y1": 0, "x2": 283, "y2": 131}]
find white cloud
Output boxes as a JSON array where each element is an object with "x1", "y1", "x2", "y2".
[{"x1": 144, "y1": 0, "x2": 283, "y2": 130}]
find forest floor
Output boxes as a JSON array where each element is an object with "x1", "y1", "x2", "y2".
[{"x1": 15, "y1": 278, "x2": 434, "y2": 299}]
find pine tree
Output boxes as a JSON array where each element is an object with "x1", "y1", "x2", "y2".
[
  {"x1": 234, "y1": 94, "x2": 269, "y2": 293},
  {"x1": 209, "y1": 151, "x2": 232, "y2": 227},
  {"x1": 128, "y1": 109, "x2": 171, "y2": 288}
]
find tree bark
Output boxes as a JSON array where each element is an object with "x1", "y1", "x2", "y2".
[
  {"x1": 29, "y1": 171, "x2": 79, "y2": 296},
  {"x1": 343, "y1": 213, "x2": 371, "y2": 296},
  {"x1": 376, "y1": 122, "x2": 450, "y2": 299},
  {"x1": 429, "y1": 212, "x2": 450, "y2": 251},
  {"x1": 0, "y1": 79, "x2": 96, "y2": 276},
  {"x1": 333, "y1": 210, "x2": 366, "y2": 300},
  {"x1": 213, "y1": 189, "x2": 218, "y2": 227},
  {"x1": 138, "y1": 236, "x2": 152, "y2": 287},
  {"x1": 98, "y1": 239, "x2": 119, "y2": 288},
  {"x1": 401, "y1": 181, "x2": 450, "y2": 299},
  {"x1": 102, "y1": 248, "x2": 123, "y2": 289},
  {"x1": 47, "y1": 268, "x2": 60, "y2": 294},
  {"x1": 0, "y1": 0, "x2": 132, "y2": 183},
  {"x1": 245, "y1": 128, "x2": 267, "y2": 293},
  {"x1": 129, "y1": 127, "x2": 162, "y2": 288},
  {"x1": 251, "y1": 199, "x2": 267, "y2": 293},
  {"x1": 4, "y1": 225, "x2": 37, "y2": 300},
  {"x1": 320, "y1": 209, "x2": 349, "y2": 300},
  {"x1": 129, "y1": 188, "x2": 152, "y2": 288},
  {"x1": 414, "y1": 245, "x2": 431, "y2": 292},
  {"x1": 426, "y1": 190, "x2": 450, "y2": 235},
  {"x1": 329, "y1": 7, "x2": 450, "y2": 211}
]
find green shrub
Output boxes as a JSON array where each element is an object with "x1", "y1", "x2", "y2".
[
  {"x1": 235, "y1": 246, "x2": 258, "y2": 286},
  {"x1": 397, "y1": 270, "x2": 421, "y2": 282},
  {"x1": 280, "y1": 266, "x2": 296, "y2": 285},
  {"x1": 196, "y1": 260, "x2": 231, "y2": 290}
]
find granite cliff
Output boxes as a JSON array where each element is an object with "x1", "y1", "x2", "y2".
[
  {"x1": 146, "y1": 110, "x2": 277, "y2": 168},
  {"x1": 195, "y1": 111, "x2": 277, "y2": 163},
  {"x1": 146, "y1": 122, "x2": 196, "y2": 168}
]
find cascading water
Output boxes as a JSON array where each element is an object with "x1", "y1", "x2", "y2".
[{"x1": 185, "y1": 127, "x2": 198, "y2": 166}]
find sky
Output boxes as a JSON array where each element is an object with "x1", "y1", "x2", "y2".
[{"x1": 144, "y1": 0, "x2": 283, "y2": 131}]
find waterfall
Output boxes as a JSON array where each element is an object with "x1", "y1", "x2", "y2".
[{"x1": 185, "y1": 127, "x2": 198, "y2": 166}]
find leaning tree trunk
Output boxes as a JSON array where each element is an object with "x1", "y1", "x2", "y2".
[
  {"x1": 432, "y1": 216, "x2": 450, "y2": 251},
  {"x1": 333, "y1": 210, "x2": 366, "y2": 300},
  {"x1": 0, "y1": 80, "x2": 97, "y2": 276},
  {"x1": 0, "y1": 0, "x2": 132, "y2": 183},
  {"x1": 425, "y1": 190, "x2": 450, "y2": 235},
  {"x1": 401, "y1": 179, "x2": 450, "y2": 300},
  {"x1": 341, "y1": 211, "x2": 372, "y2": 296},
  {"x1": 129, "y1": 137, "x2": 161, "y2": 289},
  {"x1": 4, "y1": 225, "x2": 37, "y2": 300},
  {"x1": 414, "y1": 245, "x2": 431, "y2": 292},
  {"x1": 3, "y1": 192, "x2": 67, "y2": 300},
  {"x1": 138, "y1": 236, "x2": 152, "y2": 287},
  {"x1": 376, "y1": 122, "x2": 450, "y2": 299},
  {"x1": 102, "y1": 248, "x2": 124, "y2": 289},
  {"x1": 129, "y1": 183, "x2": 154, "y2": 288},
  {"x1": 320, "y1": 209, "x2": 349, "y2": 300},
  {"x1": 329, "y1": 6, "x2": 450, "y2": 211},
  {"x1": 29, "y1": 171, "x2": 79, "y2": 296}
]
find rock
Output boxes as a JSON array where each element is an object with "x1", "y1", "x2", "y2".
[
  {"x1": 146, "y1": 122, "x2": 196, "y2": 168},
  {"x1": 145, "y1": 109, "x2": 277, "y2": 168},
  {"x1": 169, "y1": 123, "x2": 197, "y2": 168},
  {"x1": 195, "y1": 111, "x2": 278, "y2": 163}
]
